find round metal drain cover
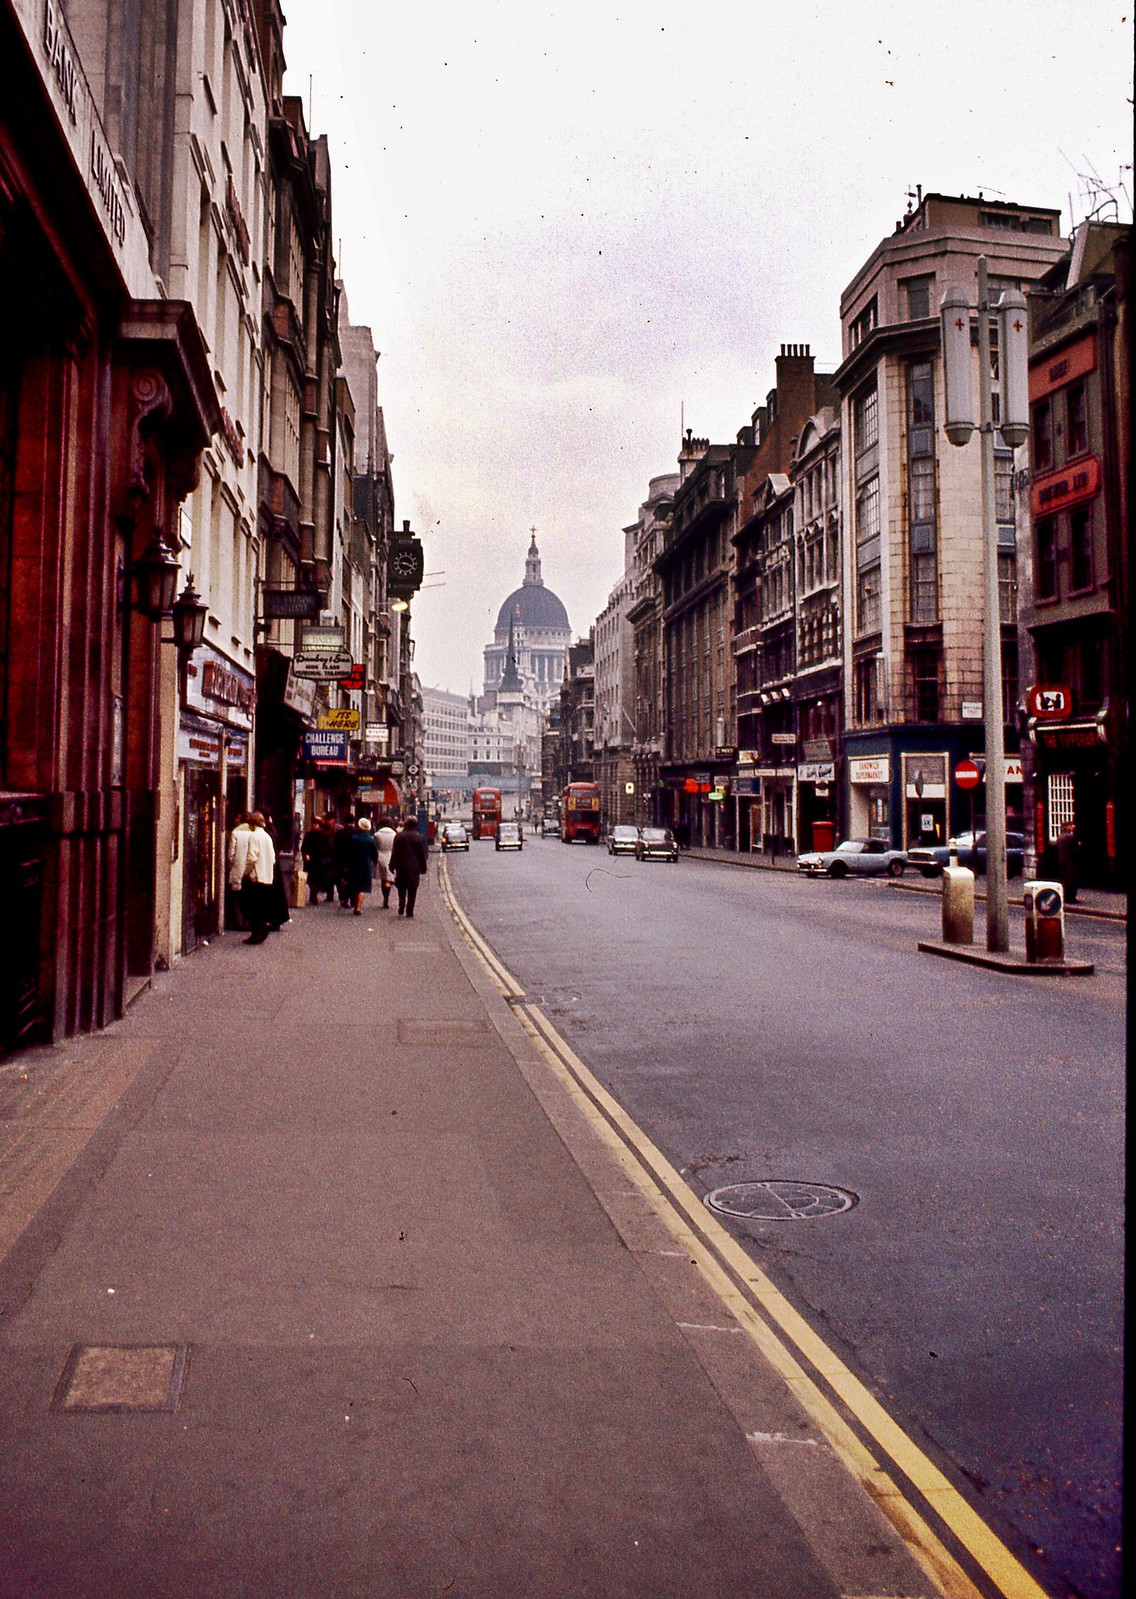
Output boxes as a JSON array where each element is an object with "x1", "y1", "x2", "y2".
[{"x1": 705, "y1": 1180, "x2": 858, "y2": 1221}]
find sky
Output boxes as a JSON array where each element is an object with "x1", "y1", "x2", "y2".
[{"x1": 280, "y1": 0, "x2": 1132, "y2": 698}]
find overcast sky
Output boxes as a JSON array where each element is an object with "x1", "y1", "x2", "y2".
[{"x1": 280, "y1": 0, "x2": 1132, "y2": 698}]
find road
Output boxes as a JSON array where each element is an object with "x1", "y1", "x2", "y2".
[{"x1": 441, "y1": 834, "x2": 1125, "y2": 1599}]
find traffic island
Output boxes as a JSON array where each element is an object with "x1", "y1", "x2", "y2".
[{"x1": 917, "y1": 940, "x2": 1094, "y2": 975}]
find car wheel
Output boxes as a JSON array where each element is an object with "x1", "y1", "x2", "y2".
[
  {"x1": 828, "y1": 861, "x2": 847, "y2": 878},
  {"x1": 888, "y1": 859, "x2": 905, "y2": 877}
]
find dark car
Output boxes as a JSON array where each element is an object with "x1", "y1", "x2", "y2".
[
  {"x1": 440, "y1": 822, "x2": 470, "y2": 852},
  {"x1": 607, "y1": 825, "x2": 640, "y2": 856},
  {"x1": 907, "y1": 830, "x2": 1026, "y2": 878},
  {"x1": 495, "y1": 821, "x2": 523, "y2": 851},
  {"x1": 635, "y1": 826, "x2": 679, "y2": 862},
  {"x1": 542, "y1": 816, "x2": 561, "y2": 838}
]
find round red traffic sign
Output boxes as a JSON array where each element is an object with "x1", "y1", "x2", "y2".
[{"x1": 955, "y1": 759, "x2": 981, "y2": 790}]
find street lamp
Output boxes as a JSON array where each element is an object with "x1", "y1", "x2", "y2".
[{"x1": 941, "y1": 258, "x2": 1029, "y2": 953}]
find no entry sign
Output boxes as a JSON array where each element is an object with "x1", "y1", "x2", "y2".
[{"x1": 955, "y1": 759, "x2": 981, "y2": 790}]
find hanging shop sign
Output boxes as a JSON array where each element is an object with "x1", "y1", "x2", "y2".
[
  {"x1": 261, "y1": 586, "x2": 322, "y2": 620},
  {"x1": 319, "y1": 707, "x2": 360, "y2": 731},
  {"x1": 798, "y1": 762, "x2": 836, "y2": 784},
  {"x1": 303, "y1": 729, "x2": 349, "y2": 764},
  {"x1": 291, "y1": 651, "x2": 354, "y2": 680},
  {"x1": 300, "y1": 624, "x2": 346, "y2": 653},
  {"x1": 1027, "y1": 684, "x2": 1072, "y2": 720}
]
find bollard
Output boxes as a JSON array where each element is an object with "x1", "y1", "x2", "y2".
[
  {"x1": 941, "y1": 864, "x2": 975, "y2": 944},
  {"x1": 1023, "y1": 880, "x2": 1065, "y2": 962}
]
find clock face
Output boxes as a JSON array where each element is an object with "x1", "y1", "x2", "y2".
[{"x1": 389, "y1": 539, "x2": 423, "y2": 587}]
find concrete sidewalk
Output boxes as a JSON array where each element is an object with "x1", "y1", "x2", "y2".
[
  {"x1": 0, "y1": 880, "x2": 944, "y2": 1598},
  {"x1": 681, "y1": 843, "x2": 1127, "y2": 921}
]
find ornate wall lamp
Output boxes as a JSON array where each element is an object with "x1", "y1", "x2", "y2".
[{"x1": 131, "y1": 538, "x2": 208, "y2": 655}]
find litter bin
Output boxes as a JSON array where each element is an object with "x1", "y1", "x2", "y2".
[
  {"x1": 1023, "y1": 879, "x2": 1065, "y2": 962},
  {"x1": 812, "y1": 820, "x2": 836, "y2": 853}
]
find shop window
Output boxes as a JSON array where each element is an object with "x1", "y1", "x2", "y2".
[
  {"x1": 1066, "y1": 382, "x2": 1088, "y2": 457},
  {"x1": 1035, "y1": 518, "x2": 1058, "y2": 600},
  {"x1": 1069, "y1": 507, "x2": 1093, "y2": 592}
]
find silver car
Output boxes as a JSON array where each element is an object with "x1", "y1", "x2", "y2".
[
  {"x1": 797, "y1": 838, "x2": 907, "y2": 878},
  {"x1": 607, "y1": 825, "x2": 640, "y2": 856}
]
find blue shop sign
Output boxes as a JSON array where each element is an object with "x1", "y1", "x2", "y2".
[{"x1": 303, "y1": 729, "x2": 349, "y2": 764}]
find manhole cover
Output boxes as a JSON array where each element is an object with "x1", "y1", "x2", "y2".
[
  {"x1": 52, "y1": 1345, "x2": 189, "y2": 1412},
  {"x1": 705, "y1": 1180, "x2": 858, "y2": 1221}
]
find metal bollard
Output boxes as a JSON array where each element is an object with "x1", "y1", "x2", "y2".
[
  {"x1": 1023, "y1": 880, "x2": 1065, "y2": 962},
  {"x1": 941, "y1": 864, "x2": 975, "y2": 945}
]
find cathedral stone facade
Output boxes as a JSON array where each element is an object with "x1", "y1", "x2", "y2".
[{"x1": 482, "y1": 536, "x2": 571, "y2": 716}]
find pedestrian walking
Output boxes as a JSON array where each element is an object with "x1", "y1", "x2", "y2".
[
  {"x1": 301, "y1": 816, "x2": 336, "y2": 904},
  {"x1": 375, "y1": 815, "x2": 397, "y2": 908},
  {"x1": 343, "y1": 816, "x2": 380, "y2": 915},
  {"x1": 389, "y1": 814, "x2": 428, "y2": 918},
  {"x1": 227, "y1": 810, "x2": 277, "y2": 944},
  {"x1": 262, "y1": 811, "x2": 291, "y2": 931},
  {"x1": 332, "y1": 817, "x2": 355, "y2": 907}
]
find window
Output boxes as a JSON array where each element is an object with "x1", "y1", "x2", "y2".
[
  {"x1": 1047, "y1": 773, "x2": 1074, "y2": 842},
  {"x1": 854, "y1": 656, "x2": 879, "y2": 724},
  {"x1": 855, "y1": 476, "x2": 880, "y2": 560},
  {"x1": 994, "y1": 450, "x2": 1015, "y2": 526},
  {"x1": 910, "y1": 454, "x2": 936, "y2": 522},
  {"x1": 1070, "y1": 507, "x2": 1093, "y2": 591},
  {"x1": 903, "y1": 276, "x2": 933, "y2": 320},
  {"x1": 854, "y1": 382, "x2": 879, "y2": 456},
  {"x1": 857, "y1": 565, "x2": 881, "y2": 634},
  {"x1": 1036, "y1": 519, "x2": 1058, "y2": 600},
  {"x1": 1032, "y1": 398, "x2": 1053, "y2": 471},
  {"x1": 1066, "y1": 383, "x2": 1088, "y2": 457},
  {"x1": 851, "y1": 297, "x2": 878, "y2": 348},
  {"x1": 1001, "y1": 640, "x2": 1019, "y2": 726},
  {"x1": 910, "y1": 649, "x2": 940, "y2": 721},
  {"x1": 998, "y1": 551, "x2": 1017, "y2": 623},
  {"x1": 911, "y1": 552, "x2": 938, "y2": 624}
]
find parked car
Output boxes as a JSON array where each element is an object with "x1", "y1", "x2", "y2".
[
  {"x1": 495, "y1": 821, "x2": 523, "y2": 851},
  {"x1": 607, "y1": 825, "x2": 640, "y2": 856},
  {"x1": 635, "y1": 826, "x2": 679, "y2": 863},
  {"x1": 440, "y1": 821, "x2": 470, "y2": 852},
  {"x1": 797, "y1": 838, "x2": 907, "y2": 878},
  {"x1": 907, "y1": 831, "x2": 1026, "y2": 878}
]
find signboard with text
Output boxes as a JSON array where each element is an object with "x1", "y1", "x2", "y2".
[{"x1": 303, "y1": 729, "x2": 349, "y2": 764}]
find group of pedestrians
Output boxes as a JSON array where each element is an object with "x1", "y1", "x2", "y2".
[
  {"x1": 226, "y1": 811, "x2": 290, "y2": 944},
  {"x1": 301, "y1": 813, "x2": 428, "y2": 918}
]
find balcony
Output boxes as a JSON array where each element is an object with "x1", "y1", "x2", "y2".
[{"x1": 733, "y1": 625, "x2": 761, "y2": 656}]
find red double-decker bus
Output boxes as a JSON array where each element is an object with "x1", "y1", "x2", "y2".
[
  {"x1": 561, "y1": 782, "x2": 602, "y2": 843},
  {"x1": 471, "y1": 787, "x2": 503, "y2": 840}
]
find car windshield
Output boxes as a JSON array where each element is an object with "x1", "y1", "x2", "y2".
[
  {"x1": 641, "y1": 829, "x2": 668, "y2": 841},
  {"x1": 500, "y1": 823, "x2": 519, "y2": 836},
  {"x1": 613, "y1": 827, "x2": 637, "y2": 837}
]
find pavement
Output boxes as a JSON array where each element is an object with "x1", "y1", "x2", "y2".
[
  {"x1": 681, "y1": 843, "x2": 1127, "y2": 922},
  {"x1": 0, "y1": 870, "x2": 1013, "y2": 1598}
]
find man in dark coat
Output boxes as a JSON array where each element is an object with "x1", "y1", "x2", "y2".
[
  {"x1": 301, "y1": 817, "x2": 335, "y2": 904},
  {"x1": 389, "y1": 815, "x2": 428, "y2": 918}
]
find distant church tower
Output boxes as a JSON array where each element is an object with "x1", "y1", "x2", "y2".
[{"x1": 482, "y1": 532, "x2": 572, "y2": 717}]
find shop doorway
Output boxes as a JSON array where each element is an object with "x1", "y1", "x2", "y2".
[{"x1": 182, "y1": 765, "x2": 221, "y2": 953}]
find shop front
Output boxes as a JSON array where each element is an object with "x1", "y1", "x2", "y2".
[
  {"x1": 846, "y1": 751, "x2": 892, "y2": 841},
  {"x1": 797, "y1": 748, "x2": 837, "y2": 854},
  {"x1": 178, "y1": 647, "x2": 254, "y2": 952},
  {"x1": 1028, "y1": 712, "x2": 1115, "y2": 887}
]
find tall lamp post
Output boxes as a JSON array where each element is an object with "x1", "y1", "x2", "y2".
[{"x1": 941, "y1": 259, "x2": 1029, "y2": 953}]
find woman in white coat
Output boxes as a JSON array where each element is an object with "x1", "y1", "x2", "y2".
[{"x1": 375, "y1": 816, "x2": 397, "y2": 909}]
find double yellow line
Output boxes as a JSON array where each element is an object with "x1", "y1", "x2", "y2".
[{"x1": 439, "y1": 861, "x2": 1054, "y2": 1599}]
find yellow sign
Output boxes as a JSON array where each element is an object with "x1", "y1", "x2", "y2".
[{"x1": 319, "y1": 708, "x2": 360, "y2": 731}]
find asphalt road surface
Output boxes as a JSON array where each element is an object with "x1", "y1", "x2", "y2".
[{"x1": 442, "y1": 834, "x2": 1125, "y2": 1599}]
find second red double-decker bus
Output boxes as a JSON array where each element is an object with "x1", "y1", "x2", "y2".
[
  {"x1": 561, "y1": 782, "x2": 602, "y2": 843},
  {"x1": 471, "y1": 787, "x2": 503, "y2": 840}
]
